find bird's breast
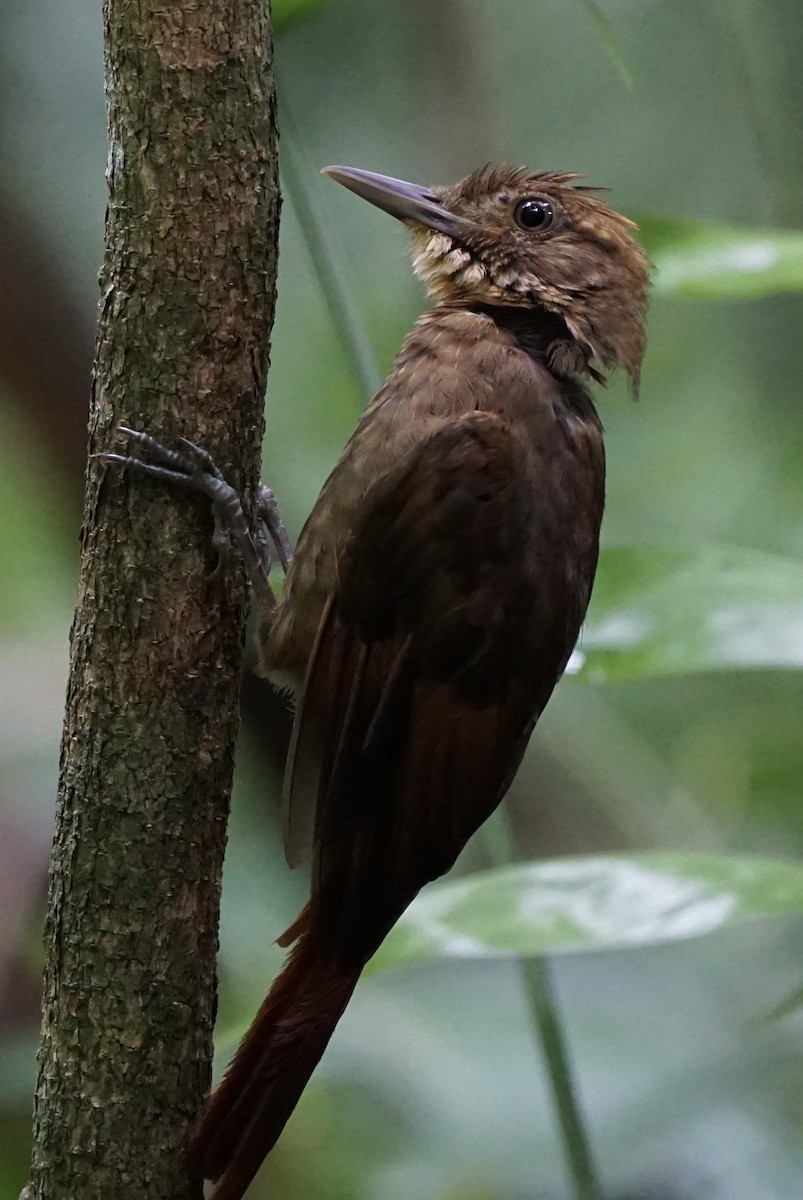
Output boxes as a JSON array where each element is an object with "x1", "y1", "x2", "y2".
[{"x1": 259, "y1": 307, "x2": 604, "y2": 692}]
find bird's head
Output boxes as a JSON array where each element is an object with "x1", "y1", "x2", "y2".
[{"x1": 323, "y1": 163, "x2": 651, "y2": 393}]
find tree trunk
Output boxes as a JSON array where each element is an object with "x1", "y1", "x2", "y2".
[{"x1": 27, "y1": 2, "x2": 279, "y2": 1197}]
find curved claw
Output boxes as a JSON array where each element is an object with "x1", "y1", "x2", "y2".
[{"x1": 175, "y1": 435, "x2": 224, "y2": 479}]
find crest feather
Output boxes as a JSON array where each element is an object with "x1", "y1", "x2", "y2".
[{"x1": 456, "y1": 164, "x2": 599, "y2": 200}]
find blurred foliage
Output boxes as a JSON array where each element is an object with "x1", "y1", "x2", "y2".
[
  {"x1": 273, "y1": 0, "x2": 330, "y2": 31},
  {"x1": 579, "y1": 545, "x2": 803, "y2": 681},
  {"x1": 642, "y1": 217, "x2": 803, "y2": 299},
  {"x1": 373, "y1": 853, "x2": 803, "y2": 970},
  {"x1": 2, "y1": 1, "x2": 803, "y2": 1199}
]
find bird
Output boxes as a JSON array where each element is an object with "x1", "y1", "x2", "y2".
[{"x1": 104, "y1": 162, "x2": 650, "y2": 1199}]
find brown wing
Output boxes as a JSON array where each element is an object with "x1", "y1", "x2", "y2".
[{"x1": 284, "y1": 410, "x2": 581, "y2": 970}]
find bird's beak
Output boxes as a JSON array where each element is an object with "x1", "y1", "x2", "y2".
[{"x1": 322, "y1": 165, "x2": 472, "y2": 237}]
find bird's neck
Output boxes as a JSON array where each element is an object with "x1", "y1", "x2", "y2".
[
  {"x1": 471, "y1": 302, "x2": 600, "y2": 384},
  {"x1": 388, "y1": 305, "x2": 600, "y2": 438}
]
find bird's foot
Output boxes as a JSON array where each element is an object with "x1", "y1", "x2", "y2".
[
  {"x1": 97, "y1": 428, "x2": 292, "y2": 604},
  {"x1": 255, "y1": 482, "x2": 293, "y2": 574}
]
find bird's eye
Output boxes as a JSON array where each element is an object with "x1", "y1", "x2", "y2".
[{"x1": 514, "y1": 197, "x2": 555, "y2": 232}]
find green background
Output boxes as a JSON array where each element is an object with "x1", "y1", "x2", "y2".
[{"x1": 2, "y1": 1, "x2": 803, "y2": 1197}]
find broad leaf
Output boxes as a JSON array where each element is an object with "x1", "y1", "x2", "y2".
[
  {"x1": 369, "y1": 853, "x2": 803, "y2": 973},
  {"x1": 640, "y1": 216, "x2": 803, "y2": 298},
  {"x1": 572, "y1": 545, "x2": 803, "y2": 682}
]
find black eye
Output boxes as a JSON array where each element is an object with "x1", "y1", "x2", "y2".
[{"x1": 514, "y1": 197, "x2": 555, "y2": 231}]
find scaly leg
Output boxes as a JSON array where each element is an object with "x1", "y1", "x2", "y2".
[{"x1": 97, "y1": 427, "x2": 293, "y2": 608}]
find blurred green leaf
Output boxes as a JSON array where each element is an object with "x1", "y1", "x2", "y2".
[
  {"x1": 640, "y1": 216, "x2": 803, "y2": 297},
  {"x1": 370, "y1": 853, "x2": 803, "y2": 973},
  {"x1": 576, "y1": 545, "x2": 803, "y2": 682},
  {"x1": 274, "y1": 0, "x2": 329, "y2": 30}
]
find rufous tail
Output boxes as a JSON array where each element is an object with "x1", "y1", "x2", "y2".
[{"x1": 188, "y1": 929, "x2": 360, "y2": 1200}]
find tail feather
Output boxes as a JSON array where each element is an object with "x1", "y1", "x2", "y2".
[{"x1": 188, "y1": 931, "x2": 360, "y2": 1200}]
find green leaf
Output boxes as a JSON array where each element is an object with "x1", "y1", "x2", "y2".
[
  {"x1": 639, "y1": 216, "x2": 803, "y2": 298},
  {"x1": 274, "y1": 0, "x2": 329, "y2": 30},
  {"x1": 575, "y1": 545, "x2": 803, "y2": 683},
  {"x1": 369, "y1": 853, "x2": 803, "y2": 974}
]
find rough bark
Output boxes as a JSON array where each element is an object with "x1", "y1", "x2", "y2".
[{"x1": 27, "y1": 2, "x2": 279, "y2": 1198}]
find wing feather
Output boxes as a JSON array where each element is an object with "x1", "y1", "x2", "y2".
[{"x1": 283, "y1": 411, "x2": 583, "y2": 967}]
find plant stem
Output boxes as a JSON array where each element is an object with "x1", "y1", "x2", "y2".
[
  {"x1": 487, "y1": 809, "x2": 605, "y2": 1200},
  {"x1": 280, "y1": 111, "x2": 382, "y2": 398},
  {"x1": 522, "y1": 956, "x2": 605, "y2": 1200},
  {"x1": 576, "y1": 0, "x2": 634, "y2": 90}
]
